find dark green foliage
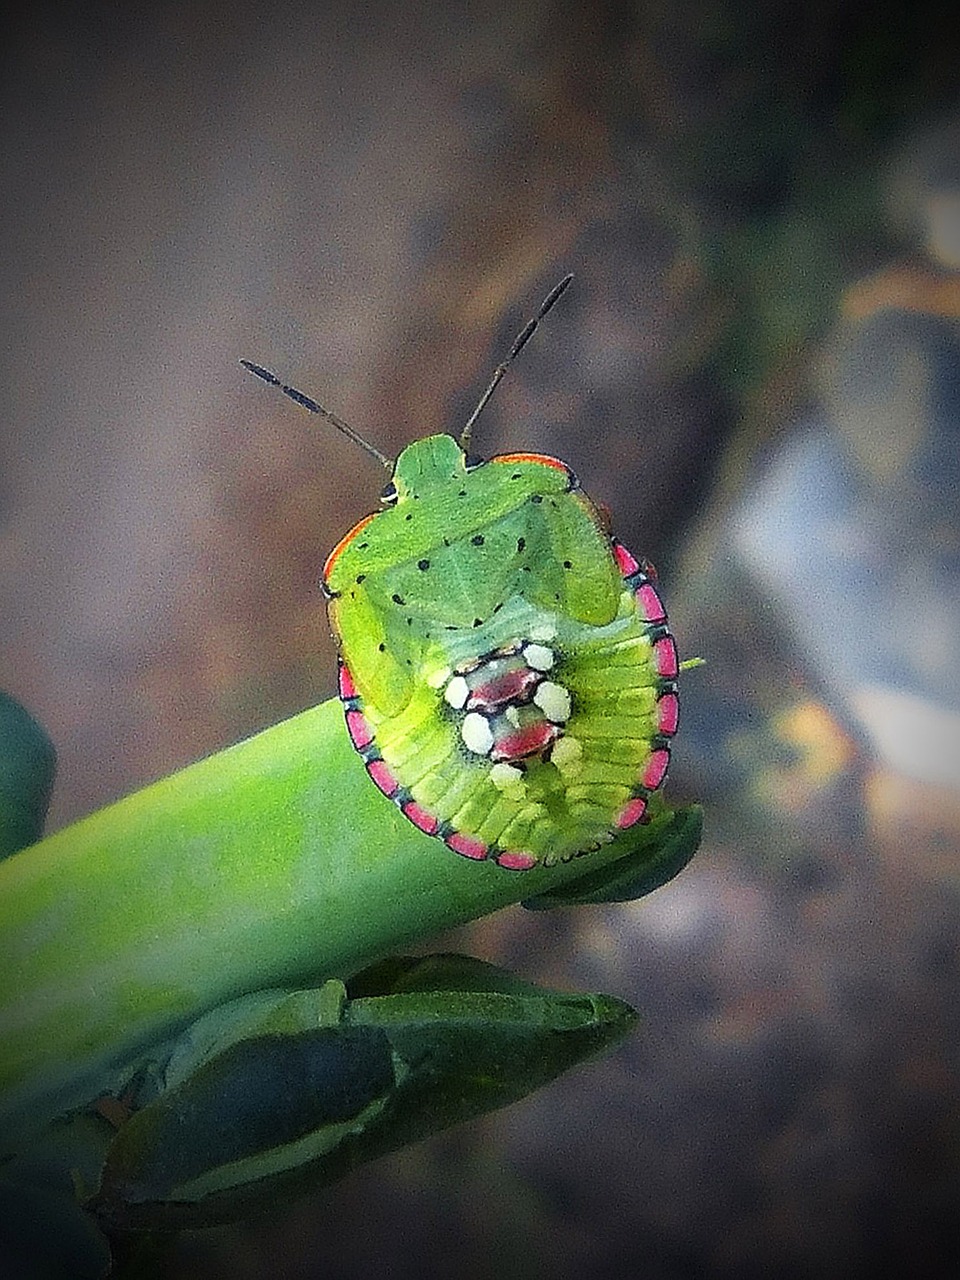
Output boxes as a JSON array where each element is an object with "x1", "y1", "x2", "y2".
[
  {"x1": 94, "y1": 957, "x2": 637, "y2": 1231},
  {"x1": 0, "y1": 692, "x2": 56, "y2": 860},
  {"x1": 0, "y1": 1168, "x2": 111, "y2": 1280}
]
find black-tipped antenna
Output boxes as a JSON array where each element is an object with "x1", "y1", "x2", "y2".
[
  {"x1": 240, "y1": 359, "x2": 393, "y2": 471},
  {"x1": 460, "y1": 273, "x2": 574, "y2": 453}
]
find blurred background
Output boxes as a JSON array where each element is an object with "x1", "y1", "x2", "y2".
[{"x1": 3, "y1": 1, "x2": 960, "y2": 1276}]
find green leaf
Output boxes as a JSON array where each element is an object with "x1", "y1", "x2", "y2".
[
  {"x1": 93, "y1": 959, "x2": 637, "y2": 1230},
  {"x1": 161, "y1": 982, "x2": 349, "y2": 1093},
  {"x1": 0, "y1": 692, "x2": 56, "y2": 860},
  {"x1": 345, "y1": 984, "x2": 637, "y2": 1151},
  {"x1": 522, "y1": 803, "x2": 703, "y2": 908},
  {"x1": 95, "y1": 1024, "x2": 397, "y2": 1222}
]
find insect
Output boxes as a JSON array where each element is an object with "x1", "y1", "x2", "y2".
[{"x1": 242, "y1": 276, "x2": 679, "y2": 869}]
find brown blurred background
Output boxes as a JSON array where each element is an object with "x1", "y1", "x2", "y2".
[{"x1": 3, "y1": 1, "x2": 960, "y2": 1276}]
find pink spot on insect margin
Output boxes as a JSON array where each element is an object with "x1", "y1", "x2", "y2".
[
  {"x1": 495, "y1": 850, "x2": 538, "y2": 870},
  {"x1": 612, "y1": 541, "x2": 640, "y2": 577},
  {"x1": 446, "y1": 831, "x2": 489, "y2": 861},
  {"x1": 636, "y1": 582, "x2": 666, "y2": 623},
  {"x1": 642, "y1": 748, "x2": 670, "y2": 791},
  {"x1": 338, "y1": 663, "x2": 358, "y2": 700},
  {"x1": 402, "y1": 800, "x2": 439, "y2": 835},
  {"x1": 346, "y1": 709, "x2": 374, "y2": 749},
  {"x1": 616, "y1": 797, "x2": 648, "y2": 829},
  {"x1": 367, "y1": 758, "x2": 399, "y2": 797},
  {"x1": 657, "y1": 693, "x2": 679, "y2": 736},
  {"x1": 653, "y1": 636, "x2": 679, "y2": 678}
]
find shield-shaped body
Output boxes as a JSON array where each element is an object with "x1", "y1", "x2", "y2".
[{"x1": 323, "y1": 434, "x2": 679, "y2": 870}]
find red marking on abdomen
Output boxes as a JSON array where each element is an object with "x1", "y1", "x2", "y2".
[
  {"x1": 469, "y1": 667, "x2": 539, "y2": 710},
  {"x1": 346, "y1": 710, "x2": 374, "y2": 750},
  {"x1": 446, "y1": 831, "x2": 489, "y2": 860},
  {"x1": 402, "y1": 800, "x2": 439, "y2": 835},
  {"x1": 612, "y1": 541, "x2": 640, "y2": 577},
  {"x1": 495, "y1": 849, "x2": 538, "y2": 870},
  {"x1": 642, "y1": 748, "x2": 670, "y2": 791},
  {"x1": 657, "y1": 693, "x2": 679, "y2": 736},
  {"x1": 492, "y1": 721, "x2": 560, "y2": 762},
  {"x1": 616, "y1": 796, "x2": 648, "y2": 829},
  {"x1": 367, "y1": 758, "x2": 399, "y2": 796},
  {"x1": 338, "y1": 663, "x2": 358, "y2": 700},
  {"x1": 636, "y1": 582, "x2": 667, "y2": 623},
  {"x1": 653, "y1": 635, "x2": 679, "y2": 678}
]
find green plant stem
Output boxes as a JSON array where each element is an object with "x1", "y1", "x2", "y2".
[{"x1": 0, "y1": 698, "x2": 647, "y2": 1153}]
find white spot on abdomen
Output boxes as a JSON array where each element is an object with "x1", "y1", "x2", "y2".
[
  {"x1": 533, "y1": 680, "x2": 572, "y2": 723},
  {"x1": 523, "y1": 643, "x2": 555, "y2": 671},
  {"x1": 444, "y1": 674, "x2": 469, "y2": 709},
  {"x1": 462, "y1": 711, "x2": 494, "y2": 755}
]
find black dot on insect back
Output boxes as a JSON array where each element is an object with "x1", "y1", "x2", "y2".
[
  {"x1": 392, "y1": 593, "x2": 405, "y2": 605},
  {"x1": 418, "y1": 559, "x2": 430, "y2": 571},
  {"x1": 356, "y1": 574, "x2": 366, "y2": 584},
  {"x1": 471, "y1": 534, "x2": 484, "y2": 546},
  {"x1": 378, "y1": 643, "x2": 386, "y2": 652},
  {"x1": 473, "y1": 618, "x2": 483, "y2": 627},
  {"x1": 563, "y1": 560, "x2": 572, "y2": 569},
  {"x1": 531, "y1": 495, "x2": 543, "y2": 504},
  {"x1": 517, "y1": 537, "x2": 526, "y2": 552}
]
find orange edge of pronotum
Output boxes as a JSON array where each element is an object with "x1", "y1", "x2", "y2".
[
  {"x1": 489, "y1": 451, "x2": 572, "y2": 474},
  {"x1": 322, "y1": 511, "x2": 379, "y2": 582}
]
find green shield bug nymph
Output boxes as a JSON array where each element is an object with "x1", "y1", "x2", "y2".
[{"x1": 242, "y1": 276, "x2": 680, "y2": 870}]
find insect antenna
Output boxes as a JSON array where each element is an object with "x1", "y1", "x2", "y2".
[
  {"x1": 240, "y1": 359, "x2": 393, "y2": 470},
  {"x1": 460, "y1": 273, "x2": 574, "y2": 453}
]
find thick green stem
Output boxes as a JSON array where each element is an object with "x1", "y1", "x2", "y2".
[{"x1": 0, "y1": 698, "x2": 642, "y2": 1152}]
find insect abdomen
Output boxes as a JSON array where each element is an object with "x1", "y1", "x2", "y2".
[{"x1": 334, "y1": 535, "x2": 678, "y2": 870}]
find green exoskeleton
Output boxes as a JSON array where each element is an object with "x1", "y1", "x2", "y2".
[{"x1": 254, "y1": 274, "x2": 682, "y2": 870}]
